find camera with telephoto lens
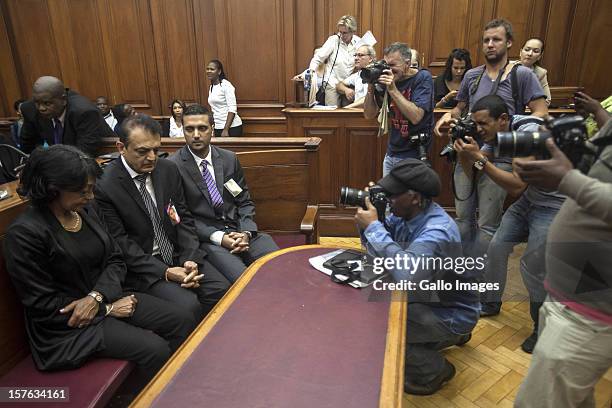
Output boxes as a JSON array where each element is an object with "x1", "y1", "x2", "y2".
[
  {"x1": 439, "y1": 116, "x2": 478, "y2": 162},
  {"x1": 340, "y1": 185, "x2": 389, "y2": 223},
  {"x1": 496, "y1": 115, "x2": 590, "y2": 171},
  {"x1": 360, "y1": 60, "x2": 391, "y2": 84}
]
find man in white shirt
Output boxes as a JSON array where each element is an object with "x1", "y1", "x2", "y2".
[
  {"x1": 96, "y1": 96, "x2": 118, "y2": 130},
  {"x1": 309, "y1": 15, "x2": 362, "y2": 106},
  {"x1": 336, "y1": 44, "x2": 376, "y2": 108}
]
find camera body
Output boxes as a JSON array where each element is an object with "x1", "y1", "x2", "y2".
[
  {"x1": 360, "y1": 60, "x2": 391, "y2": 84},
  {"x1": 496, "y1": 115, "x2": 589, "y2": 170},
  {"x1": 340, "y1": 185, "x2": 389, "y2": 223},
  {"x1": 439, "y1": 116, "x2": 478, "y2": 162}
]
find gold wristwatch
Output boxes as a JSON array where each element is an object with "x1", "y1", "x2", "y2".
[{"x1": 88, "y1": 291, "x2": 103, "y2": 303}]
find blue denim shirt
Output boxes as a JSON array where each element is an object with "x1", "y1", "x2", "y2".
[{"x1": 361, "y1": 203, "x2": 480, "y2": 334}]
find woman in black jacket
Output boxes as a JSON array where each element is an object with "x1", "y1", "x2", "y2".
[{"x1": 4, "y1": 145, "x2": 196, "y2": 375}]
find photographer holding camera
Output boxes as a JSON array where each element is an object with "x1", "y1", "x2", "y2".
[
  {"x1": 433, "y1": 19, "x2": 548, "y2": 260},
  {"x1": 355, "y1": 159, "x2": 480, "y2": 395},
  {"x1": 513, "y1": 116, "x2": 612, "y2": 407},
  {"x1": 363, "y1": 42, "x2": 434, "y2": 175},
  {"x1": 454, "y1": 95, "x2": 565, "y2": 353}
]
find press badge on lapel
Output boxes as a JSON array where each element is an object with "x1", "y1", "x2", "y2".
[
  {"x1": 224, "y1": 179, "x2": 243, "y2": 197},
  {"x1": 166, "y1": 201, "x2": 181, "y2": 225}
]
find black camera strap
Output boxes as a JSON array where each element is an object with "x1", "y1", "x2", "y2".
[
  {"x1": 451, "y1": 161, "x2": 478, "y2": 201},
  {"x1": 319, "y1": 36, "x2": 342, "y2": 97}
]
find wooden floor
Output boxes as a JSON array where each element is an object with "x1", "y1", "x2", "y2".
[{"x1": 319, "y1": 237, "x2": 612, "y2": 408}]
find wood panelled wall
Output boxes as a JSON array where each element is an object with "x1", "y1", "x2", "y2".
[{"x1": 0, "y1": 0, "x2": 610, "y2": 119}]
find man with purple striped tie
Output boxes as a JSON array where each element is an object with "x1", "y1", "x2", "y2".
[
  {"x1": 95, "y1": 114, "x2": 230, "y2": 320},
  {"x1": 169, "y1": 104, "x2": 279, "y2": 283}
]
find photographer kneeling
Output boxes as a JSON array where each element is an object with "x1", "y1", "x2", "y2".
[
  {"x1": 453, "y1": 94, "x2": 565, "y2": 353},
  {"x1": 363, "y1": 42, "x2": 434, "y2": 175},
  {"x1": 355, "y1": 159, "x2": 480, "y2": 395}
]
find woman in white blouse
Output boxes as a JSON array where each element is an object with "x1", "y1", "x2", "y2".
[
  {"x1": 164, "y1": 99, "x2": 186, "y2": 138},
  {"x1": 519, "y1": 38, "x2": 551, "y2": 105},
  {"x1": 206, "y1": 59, "x2": 243, "y2": 136}
]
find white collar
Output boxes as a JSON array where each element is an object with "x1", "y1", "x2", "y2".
[
  {"x1": 121, "y1": 155, "x2": 145, "y2": 179},
  {"x1": 188, "y1": 145, "x2": 213, "y2": 168}
]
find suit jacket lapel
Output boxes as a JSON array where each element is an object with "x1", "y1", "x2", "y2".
[
  {"x1": 151, "y1": 166, "x2": 165, "y2": 218},
  {"x1": 181, "y1": 146, "x2": 213, "y2": 206},
  {"x1": 114, "y1": 161, "x2": 149, "y2": 216}
]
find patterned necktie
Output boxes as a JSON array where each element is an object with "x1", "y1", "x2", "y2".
[
  {"x1": 134, "y1": 173, "x2": 174, "y2": 265},
  {"x1": 201, "y1": 161, "x2": 223, "y2": 208},
  {"x1": 53, "y1": 118, "x2": 63, "y2": 145}
]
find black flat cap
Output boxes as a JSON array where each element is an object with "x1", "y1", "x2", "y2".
[{"x1": 377, "y1": 159, "x2": 441, "y2": 197}]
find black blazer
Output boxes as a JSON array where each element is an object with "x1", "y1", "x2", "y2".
[
  {"x1": 20, "y1": 89, "x2": 115, "y2": 157},
  {"x1": 169, "y1": 145, "x2": 257, "y2": 243},
  {"x1": 95, "y1": 157, "x2": 206, "y2": 291},
  {"x1": 4, "y1": 204, "x2": 126, "y2": 370}
]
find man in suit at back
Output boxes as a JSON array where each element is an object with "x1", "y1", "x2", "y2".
[
  {"x1": 20, "y1": 76, "x2": 114, "y2": 157},
  {"x1": 169, "y1": 104, "x2": 278, "y2": 283},
  {"x1": 95, "y1": 114, "x2": 230, "y2": 320}
]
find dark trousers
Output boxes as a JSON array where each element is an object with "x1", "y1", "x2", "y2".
[
  {"x1": 200, "y1": 233, "x2": 279, "y2": 283},
  {"x1": 146, "y1": 259, "x2": 230, "y2": 319},
  {"x1": 214, "y1": 125, "x2": 243, "y2": 137},
  {"x1": 96, "y1": 292, "x2": 197, "y2": 374},
  {"x1": 405, "y1": 303, "x2": 468, "y2": 384}
]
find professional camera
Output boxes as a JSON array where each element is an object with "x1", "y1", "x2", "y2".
[
  {"x1": 340, "y1": 185, "x2": 389, "y2": 223},
  {"x1": 439, "y1": 116, "x2": 478, "y2": 162},
  {"x1": 496, "y1": 115, "x2": 589, "y2": 170},
  {"x1": 360, "y1": 60, "x2": 391, "y2": 84}
]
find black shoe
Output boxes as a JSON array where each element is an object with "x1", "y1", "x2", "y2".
[
  {"x1": 404, "y1": 360, "x2": 456, "y2": 395},
  {"x1": 480, "y1": 302, "x2": 502, "y2": 317},
  {"x1": 456, "y1": 333, "x2": 471, "y2": 346},
  {"x1": 521, "y1": 332, "x2": 538, "y2": 354}
]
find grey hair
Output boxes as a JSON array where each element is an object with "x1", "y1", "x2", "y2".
[
  {"x1": 337, "y1": 15, "x2": 357, "y2": 32},
  {"x1": 383, "y1": 42, "x2": 412, "y2": 63},
  {"x1": 358, "y1": 44, "x2": 377, "y2": 59}
]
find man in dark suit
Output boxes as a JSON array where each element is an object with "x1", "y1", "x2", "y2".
[
  {"x1": 20, "y1": 76, "x2": 114, "y2": 157},
  {"x1": 95, "y1": 113, "x2": 230, "y2": 320},
  {"x1": 169, "y1": 104, "x2": 278, "y2": 283}
]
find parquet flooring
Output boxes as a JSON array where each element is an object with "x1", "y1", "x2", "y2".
[{"x1": 319, "y1": 237, "x2": 612, "y2": 408}]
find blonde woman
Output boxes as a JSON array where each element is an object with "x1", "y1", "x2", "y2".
[
  {"x1": 519, "y1": 38, "x2": 551, "y2": 104},
  {"x1": 308, "y1": 15, "x2": 362, "y2": 106}
]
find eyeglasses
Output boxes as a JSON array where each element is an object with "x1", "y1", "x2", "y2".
[{"x1": 353, "y1": 53, "x2": 370, "y2": 57}]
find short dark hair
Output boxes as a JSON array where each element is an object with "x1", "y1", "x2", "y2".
[
  {"x1": 484, "y1": 18, "x2": 514, "y2": 42},
  {"x1": 18, "y1": 145, "x2": 102, "y2": 207},
  {"x1": 119, "y1": 113, "x2": 162, "y2": 146},
  {"x1": 442, "y1": 48, "x2": 473, "y2": 81},
  {"x1": 14, "y1": 99, "x2": 25, "y2": 112},
  {"x1": 471, "y1": 95, "x2": 509, "y2": 119},
  {"x1": 183, "y1": 103, "x2": 214, "y2": 127}
]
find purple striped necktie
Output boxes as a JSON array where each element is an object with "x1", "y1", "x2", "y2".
[{"x1": 201, "y1": 161, "x2": 223, "y2": 208}]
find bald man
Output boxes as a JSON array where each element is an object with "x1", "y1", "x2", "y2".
[{"x1": 20, "y1": 76, "x2": 114, "y2": 156}]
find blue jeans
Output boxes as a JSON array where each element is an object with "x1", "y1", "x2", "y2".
[
  {"x1": 482, "y1": 195, "x2": 560, "y2": 328},
  {"x1": 383, "y1": 149, "x2": 424, "y2": 176},
  {"x1": 453, "y1": 162, "x2": 512, "y2": 257}
]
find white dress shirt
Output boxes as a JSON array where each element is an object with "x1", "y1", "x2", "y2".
[
  {"x1": 104, "y1": 111, "x2": 118, "y2": 130},
  {"x1": 208, "y1": 80, "x2": 242, "y2": 130},
  {"x1": 309, "y1": 34, "x2": 362, "y2": 86}
]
